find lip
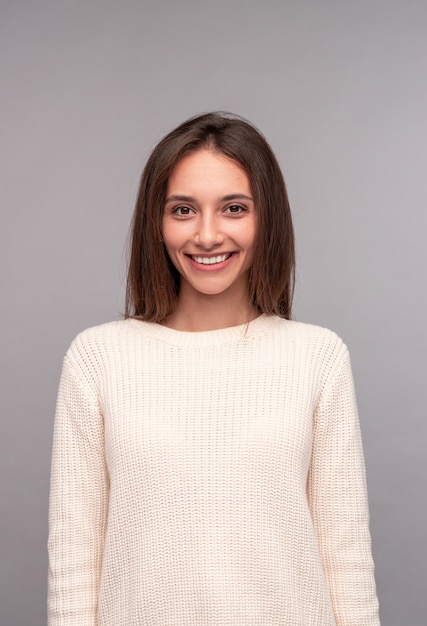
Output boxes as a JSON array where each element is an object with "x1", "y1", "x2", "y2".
[{"x1": 186, "y1": 252, "x2": 236, "y2": 272}]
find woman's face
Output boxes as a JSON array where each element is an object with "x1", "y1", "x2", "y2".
[{"x1": 162, "y1": 149, "x2": 257, "y2": 301}]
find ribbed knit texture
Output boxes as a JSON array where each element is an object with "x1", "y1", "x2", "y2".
[{"x1": 48, "y1": 314, "x2": 380, "y2": 626}]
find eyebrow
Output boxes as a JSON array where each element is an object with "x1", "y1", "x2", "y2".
[{"x1": 164, "y1": 193, "x2": 254, "y2": 204}]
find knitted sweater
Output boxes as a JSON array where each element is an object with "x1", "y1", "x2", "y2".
[{"x1": 48, "y1": 314, "x2": 380, "y2": 626}]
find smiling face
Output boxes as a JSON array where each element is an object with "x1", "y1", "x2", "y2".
[{"x1": 162, "y1": 149, "x2": 257, "y2": 304}]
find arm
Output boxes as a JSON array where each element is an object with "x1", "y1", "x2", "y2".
[
  {"x1": 307, "y1": 348, "x2": 380, "y2": 626},
  {"x1": 48, "y1": 354, "x2": 109, "y2": 625}
]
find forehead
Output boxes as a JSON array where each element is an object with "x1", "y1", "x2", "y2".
[{"x1": 167, "y1": 149, "x2": 251, "y2": 195}]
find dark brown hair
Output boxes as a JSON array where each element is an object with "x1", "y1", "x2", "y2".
[{"x1": 126, "y1": 112, "x2": 295, "y2": 321}]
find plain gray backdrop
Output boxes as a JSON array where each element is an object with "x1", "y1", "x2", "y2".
[{"x1": 1, "y1": 1, "x2": 426, "y2": 624}]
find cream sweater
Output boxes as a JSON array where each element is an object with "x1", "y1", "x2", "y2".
[{"x1": 48, "y1": 315, "x2": 380, "y2": 626}]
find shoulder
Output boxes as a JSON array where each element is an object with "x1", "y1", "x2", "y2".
[
  {"x1": 64, "y1": 319, "x2": 151, "y2": 378},
  {"x1": 267, "y1": 316, "x2": 347, "y2": 355},
  {"x1": 263, "y1": 316, "x2": 350, "y2": 388},
  {"x1": 67, "y1": 319, "x2": 129, "y2": 356}
]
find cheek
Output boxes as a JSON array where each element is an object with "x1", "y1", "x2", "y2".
[
  {"x1": 161, "y1": 219, "x2": 192, "y2": 250},
  {"x1": 161, "y1": 221, "x2": 179, "y2": 254},
  {"x1": 161, "y1": 224, "x2": 190, "y2": 273},
  {"x1": 233, "y1": 218, "x2": 257, "y2": 249},
  {"x1": 243, "y1": 219, "x2": 258, "y2": 264}
]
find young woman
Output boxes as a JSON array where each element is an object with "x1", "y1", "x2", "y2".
[{"x1": 48, "y1": 112, "x2": 380, "y2": 625}]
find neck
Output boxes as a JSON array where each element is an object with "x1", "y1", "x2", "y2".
[{"x1": 161, "y1": 286, "x2": 260, "y2": 332}]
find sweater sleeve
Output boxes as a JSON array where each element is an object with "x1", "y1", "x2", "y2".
[
  {"x1": 307, "y1": 347, "x2": 380, "y2": 626},
  {"x1": 48, "y1": 353, "x2": 109, "y2": 625}
]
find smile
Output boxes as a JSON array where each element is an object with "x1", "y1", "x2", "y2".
[{"x1": 190, "y1": 254, "x2": 233, "y2": 265}]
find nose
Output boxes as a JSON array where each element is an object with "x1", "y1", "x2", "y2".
[{"x1": 193, "y1": 213, "x2": 224, "y2": 249}]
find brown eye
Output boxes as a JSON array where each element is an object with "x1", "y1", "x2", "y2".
[
  {"x1": 225, "y1": 204, "x2": 245, "y2": 214},
  {"x1": 174, "y1": 206, "x2": 194, "y2": 216}
]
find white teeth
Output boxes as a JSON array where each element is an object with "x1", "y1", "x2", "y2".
[{"x1": 192, "y1": 254, "x2": 231, "y2": 265}]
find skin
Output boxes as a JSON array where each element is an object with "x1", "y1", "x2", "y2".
[{"x1": 161, "y1": 149, "x2": 260, "y2": 331}]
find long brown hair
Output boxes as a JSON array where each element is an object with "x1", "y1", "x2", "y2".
[{"x1": 126, "y1": 112, "x2": 295, "y2": 321}]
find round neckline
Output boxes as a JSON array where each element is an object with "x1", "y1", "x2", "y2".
[{"x1": 126, "y1": 314, "x2": 285, "y2": 347}]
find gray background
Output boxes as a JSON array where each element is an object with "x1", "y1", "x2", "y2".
[{"x1": 1, "y1": 1, "x2": 426, "y2": 624}]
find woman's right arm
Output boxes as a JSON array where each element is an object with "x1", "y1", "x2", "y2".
[{"x1": 48, "y1": 353, "x2": 109, "y2": 626}]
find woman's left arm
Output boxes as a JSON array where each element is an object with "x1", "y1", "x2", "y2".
[{"x1": 307, "y1": 347, "x2": 381, "y2": 626}]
